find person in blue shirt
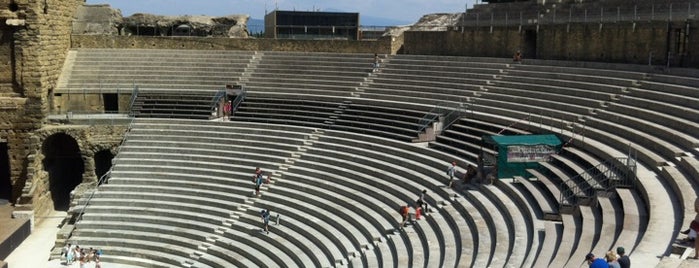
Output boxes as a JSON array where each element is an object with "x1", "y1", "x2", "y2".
[
  {"x1": 254, "y1": 170, "x2": 264, "y2": 196},
  {"x1": 585, "y1": 253, "x2": 608, "y2": 268},
  {"x1": 261, "y1": 209, "x2": 270, "y2": 234}
]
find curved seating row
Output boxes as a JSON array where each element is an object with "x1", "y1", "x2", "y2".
[
  {"x1": 232, "y1": 94, "x2": 432, "y2": 142},
  {"x1": 242, "y1": 51, "x2": 373, "y2": 97},
  {"x1": 70, "y1": 119, "x2": 528, "y2": 267},
  {"x1": 58, "y1": 50, "x2": 699, "y2": 267},
  {"x1": 58, "y1": 49, "x2": 253, "y2": 93},
  {"x1": 373, "y1": 54, "x2": 691, "y2": 265}
]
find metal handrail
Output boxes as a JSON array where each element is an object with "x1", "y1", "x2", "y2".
[
  {"x1": 558, "y1": 156, "x2": 637, "y2": 208},
  {"x1": 127, "y1": 86, "x2": 139, "y2": 117},
  {"x1": 455, "y1": 3, "x2": 698, "y2": 28},
  {"x1": 417, "y1": 110, "x2": 440, "y2": 133},
  {"x1": 210, "y1": 90, "x2": 226, "y2": 113},
  {"x1": 230, "y1": 88, "x2": 247, "y2": 115},
  {"x1": 74, "y1": 117, "x2": 137, "y2": 223},
  {"x1": 417, "y1": 102, "x2": 468, "y2": 133}
]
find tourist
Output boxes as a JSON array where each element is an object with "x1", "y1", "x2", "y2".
[
  {"x1": 254, "y1": 171, "x2": 265, "y2": 196},
  {"x1": 399, "y1": 204, "x2": 410, "y2": 229},
  {"x1": 94, "y1": 248, "x2": 103, "y2": 260},
  {"x1": 585, "y1": 253, "x2": 607, "y2": 268},
  {"x1": 261, "y1": 209, "x2": 271, "y2": 234},
  {"x1": 616, "y1": 246, "x2": 630, "y2": 268},
  {"x1": 681, "y1": 196, "x2": 699, "y2": 259},
  {"x1": 223, "y1": 100, "x2": 232, "y2": 121},
  {"x1": 416, "y1": 189, "x2": 428, "y2": 214},
  {"x1": 694, "y1": 196, "x2": 699, "y2": 259},
  {"x1": 446, "y1": 161, "x2": 457, "y2": 187},
  {"x1": 464, "y1": 164, "x2": 477, "y2": 184},
  {"x1": 67, "y1": 244, "x2": 77, "y2": 265},
  {"x1": 252, "y1": 167, "x2": 263, "y2": 196},
  {"x1": 372, "y1": 53, "x2": 380, "y2": 72},
  {"x1": 61, "y1": 243, "x2": 71, "y2": 265},
  {"x1": 606, "y1": 250, "x2": 621, "y2": 268},
  {"x1": 477, "y1": 155, "x2": 485, "y2": 183},
  {"x1": 87, "y1": 247, "x2": 95, "y2": 263},
  {"x1": 689, "y1": 197, "x2": 699, "y2": 259},
  {"x1": 513, "y1": 50, "x2": 522, "y2": 63}
]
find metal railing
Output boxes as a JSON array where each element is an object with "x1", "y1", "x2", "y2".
[
  {"x1": 417, "y1": 113, "x2": 440, "y2": 133},
  {"x1": 74, "y1": 117, "x2": 137, "y2": 223},
  {"x1": 210, "y1": 90, "x2": 226, "y2": 113},
  {"x1": 417, "y1": 101, "x2": 469, "y2": 133},
  {"x1": 456, "y1": 3, "x2": 698, "y2": 28},
  {"x1": 230, "y1": 88, "x2": 247, "y2": 115},
  {"x1": 48, "y1": 111, "x2": 132, "y2": 125},
  {"x1": 127, "y1": 85, "x2": 139, "y2": 117},
  {"x1": 558, "y1": 156, "x2": 637, "y2": 208}
]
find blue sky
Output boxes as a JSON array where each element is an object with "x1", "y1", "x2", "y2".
[{"x1": 85, "y1": 0, "x2": 477, "y2": 25}]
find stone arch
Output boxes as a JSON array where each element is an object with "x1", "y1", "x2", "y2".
[
  {"x1": 94, "y1": 149, "x2": 113, "y2": 183},
  {"x1": 42, "y1": 132, "x2": 84, "y2": 211}
]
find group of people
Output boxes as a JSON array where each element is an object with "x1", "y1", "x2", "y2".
[
  {"x1": 253, "y1": 167, "x2": 276, "y2": 235},
  {"x1": 585, "y1": 247, "x2": 630, "y2": 268},
  {"x1": 61, "y1": 243, "x2": 102, "y2": 267},
  {"x1": 252, "y1": 167, "x2": 270, "y2": 196},
  {"x1": 679, "y1": 196, "x2": 699, "y2": 259},
  {"x1": 446, "y1": 159, "x2": 497, "y2": 187},
  {"x1": 399, "y1": 189, "x2": 430, "y2": 229}
]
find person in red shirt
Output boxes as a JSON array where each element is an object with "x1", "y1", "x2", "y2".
[
  {"x1": 223, "y1": 100, "x2": 232, "y2": 120},
  {"x1": 400, "y1": 204, "x2": 410, "y2": 229}
]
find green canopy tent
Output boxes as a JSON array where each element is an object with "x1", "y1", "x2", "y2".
[{"x1": 481, "y1": 134, "x2": 562, "y2": 179}]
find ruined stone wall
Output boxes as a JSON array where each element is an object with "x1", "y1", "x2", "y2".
[
  {"x1": 403, "y1": 27, "x2": 521, "y2": 57},
  {"x1": 403, "y1": 21, "x2": 699, "y2": 67},
  {"x1": 389, "y1": 34, "x2": 405, "y2": 55},
  {"x1": 0, "y1": 0, "x2": 85, "y2": 216},
  {"x1": 20, "y1": 125, "x2": 126, "y2": 217},
  {"x1": 536, "y1": 22, "x2": 673, "y2": 65},
  {"x1": 71, "y1": 35, "x2": 394, "y2": 54},
  {"x1": 53, "y1": 93, "x2": 132, "y2": 114}
]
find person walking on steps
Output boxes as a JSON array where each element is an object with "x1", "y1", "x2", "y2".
[
  {"x1": 261, "y1": 209, "x2": 271, "y2": 234},
  {"x1": 446, "y1": 161, "x2": 457, "y2": 187},
  {"x1": 372, "y1": 53, "x2": 381, "y2": 72},
  {"x1": 223, "y1": 100, "x2": 232, "y2": 121},
  {"x1": 416, "y1": 189, "x2": 429, "y2": 214}
]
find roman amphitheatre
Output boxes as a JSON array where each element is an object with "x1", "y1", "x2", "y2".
[{"x1": 1, "y1": 0, "x2": 699, "y2": 267}]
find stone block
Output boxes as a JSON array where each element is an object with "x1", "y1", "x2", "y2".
[{"x1": 11, "y1": 210, "x2": 34, "y2": 232}]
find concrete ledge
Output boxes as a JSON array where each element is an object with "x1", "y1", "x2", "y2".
[
  {"x1": 0, "y1": 217, "x2": 30, "y2": 260},
  {"x1": 9, "y1": 211, "x2": 33, "y2": 232}
]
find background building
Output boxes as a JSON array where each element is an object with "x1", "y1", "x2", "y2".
[{"x1": 265, "y1": 10, "x2": 360, "y2": 40}]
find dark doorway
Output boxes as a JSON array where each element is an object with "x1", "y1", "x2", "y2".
[
  {"x1": 94, "y1": 150, "x2": 113, "y2": 184},
  {"x1": 671, "y1": 27, "x2": 688, "y2": 67},
  {"x1": 42, "y1": 133, "x2": 84, "y2": 211},
  {"x1": 103, "y1": 93, "x2": 119, "y2": 113},
  {"x1": 0, "y1": 142, "x2": 10, "y2": 203},
  {"x1": 523, "y1": 29, "x2": 537, "y2": 59}
]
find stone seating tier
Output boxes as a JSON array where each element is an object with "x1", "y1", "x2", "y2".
[{"x1": 58, "y1": 45, "x2": 699, "y2": 267}]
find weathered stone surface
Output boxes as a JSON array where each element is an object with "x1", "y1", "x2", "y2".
[
  {"x1": 72, "y1": 35, "x2": 393, "y2": 54},
  {"x1": 18, "y1": 124, "x2": 127, "y2": 218},
  {"x1": 122, "y1": 13, "x2": 250, "y2": 38},
  {"x1": 72, "y1": 4, "x2": 123, "y2": 35},
  {"x1": 0, "y1": 0, "x2": 86, "y2": 221},
  {"x1": 72, "y1": 4, "x2": 251, "y2": 37}
]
